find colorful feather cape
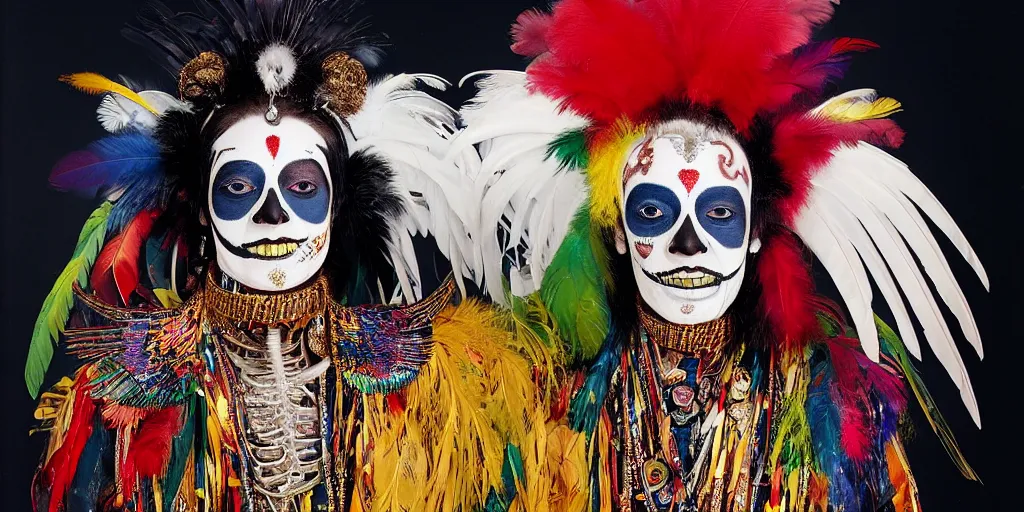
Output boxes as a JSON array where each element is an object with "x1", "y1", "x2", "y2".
[{"x1": 521, "y1": 308, "x2": 926, "y2": 512}]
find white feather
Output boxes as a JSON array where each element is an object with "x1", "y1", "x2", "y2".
[
  {"x1": 256, "y1": 44, "x2": 297, "y2": 95},
  {"x1": 96, "y1": 89, "x2": 187, "y2": 134},
  {"x1": 346, "y1": 73, "x2": 472, "y2": 302},
  {"x1": 794, "y1": 203, "x2": 879, "y2": 360},
  {"x1": 448, "y1": 71, "x2": 590, "y2": 303},
  {"x1": 797, "y1": 137, "x2": 986, "y2": 426}
]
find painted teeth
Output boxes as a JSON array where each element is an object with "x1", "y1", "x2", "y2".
[
  {"x1": 660, "y1": 273, "x2": 717, "y2": 288},
  {"x1": 246, "y1": 242, "x2": 299, "y2": 257}
]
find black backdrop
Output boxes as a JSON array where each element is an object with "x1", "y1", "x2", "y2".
[{"x1": 1, "y1": 1, "x2": 1019, "y2": 510}]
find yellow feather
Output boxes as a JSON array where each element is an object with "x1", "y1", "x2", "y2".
[
  {"x1": 59, "y1": 72, "x2": 161, "y2": 116},
  {"x1": 356, "y1": 299, "x2": 553, "y2": 512},
  {"x1": 586, "y1": 120, "x2": 647, "y2": 230},
  {"x1": 818, "y1": 95, "x2": 902, "y2": 123}
]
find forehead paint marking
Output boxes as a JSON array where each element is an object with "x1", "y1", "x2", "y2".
[
  {"x1": 670, "y1": 134, "x2": 707, "y2": 163},
  {"x1": 622, "y1": 137, "x2": 655, "y2": 185},
  {"x1": 266, "y1": 135, "x2": 281, "y2": 159},
  {"x1": 710, "y1": 140, "x2": 749, "y2": 185},
  {"x1": 678, "y1": 169, "x2": 700, "y2": 193}
]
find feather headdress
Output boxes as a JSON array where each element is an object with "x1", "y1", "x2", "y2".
[
  {"x1": 451, "y1": 0, "x2": 987, "y2": 477},
  {"x1": 26, "y1": 0, "x2": 475, "y2": 397}
]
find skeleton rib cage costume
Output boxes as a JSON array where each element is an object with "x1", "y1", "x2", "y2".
[
  {"x1": 451, "y1": 0, "x2": 987, "y2": 510},
  {"x1": 27, "y1": 1, "x2": 545, "y2": 511}
]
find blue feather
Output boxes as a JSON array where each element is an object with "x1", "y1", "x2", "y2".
[
  {"x1": 805, "y1": 345, "x2": 856, "y2": 508},
  {"x1": 68, "y1": 418, "x2": 112, "y2": 512},
  {"x1": 51, "y1": 133, "x2": 163, "y2": 199},
  {"x1": 568, "y1": 324, "x2": 624, "y2": 435}
]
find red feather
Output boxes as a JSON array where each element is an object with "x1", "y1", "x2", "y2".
[
  {"x1": 523, "y1": 0, "x2": 841, "y2": 130},
  {"x1": 757, "y1": 231, "x2": 819, "y2": 346},
  {"x1": 133, "y1": 406, "x2": 184, "y2": 477},
  {"x1": 90, "y1": 209, "x2": 159, "y2": 305},
  {"x1": 385, "y1": 391, "x2": 407, "y2": 415},
  {"x1": 771, "y1": 114, "x2": 846, "y2": 226},
  {"x1": 510, "y1": 9, "x2": 553, "y2": 57},
  {"x1": 827, "y1": 338, "x2": 872, "y2": 462},
  {"x1": 42, "y1": 386, "x2": 97, "y2": 512}
]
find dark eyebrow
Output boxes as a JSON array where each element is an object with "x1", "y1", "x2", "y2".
[{"x1": 212, "y1": 147, "x2": 236, "y2": 167}]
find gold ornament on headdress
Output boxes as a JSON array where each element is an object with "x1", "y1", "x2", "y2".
[
  {"x1": 179, "y1": 51, "x2": 226, "y2": 101},
  {"x1": 320, "y1": 51, "x2": 367, "y2": 117}
]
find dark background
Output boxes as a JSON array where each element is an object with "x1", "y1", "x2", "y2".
[{"x1": 1, "y1": 1, "x2": 1018, "y2": 510}]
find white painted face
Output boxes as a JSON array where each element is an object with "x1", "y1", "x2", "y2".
[
  {"x1": 616, "y1": 120, "x2": 759, "y2": 324},
  {"x1": 209, "y1": 115, "x2": 332, "y2": 291}
]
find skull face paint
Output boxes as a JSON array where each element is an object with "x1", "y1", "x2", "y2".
[
  {"x1": 209, "y1": 115, "x2": 332, "y2": 291},
  {"x1": 618, "y1": 120, "x2": 757, "y2": 324}
]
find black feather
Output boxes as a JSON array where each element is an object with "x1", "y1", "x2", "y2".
[
  {"x1": 124, "y1": 0, "x2": 382, "y2": 111},
  {"x1": 325, "y1": 149, "x2": 405, "y2": 304}
]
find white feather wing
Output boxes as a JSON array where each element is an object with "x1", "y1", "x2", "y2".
[
  {"x1": 96, "y1": 90, "x2": 186, "y2": 133},
  {"x1": 347, "y1": 73, "x2": 472, "y2": 302},
  {"x1": 450, "y1": 71, "x2": 590, "y2": 304},
  {"x1": 795, "y1": 140, "x2": 987, "y2": 426}
]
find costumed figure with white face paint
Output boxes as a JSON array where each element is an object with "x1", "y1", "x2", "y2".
[
  {"x1": 452, "y1": 0, "x2": 987, "y2": 510},
  {"x1": 25, "y1": 1, "x2": 553, "y2": 511}
]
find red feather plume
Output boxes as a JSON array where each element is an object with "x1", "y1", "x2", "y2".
[
  {"x1": 133, "y1": 406, "x2": 184, "y2": 477},
  {"x1": 90, "y1": 209, "x2": 160, "y2": 305},
  {"x1": 41, "y1": 386, "x2": 97, "y2": 512},
  {"x1": 518, "y1": 0, "x2": 841, "y2": 131},
  {"x1": 756, "y1": 231, "x2": 819, "y2": 346}
]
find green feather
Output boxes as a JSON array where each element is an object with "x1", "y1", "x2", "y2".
[
  {"x1": 163, "y1": 396, "x2": 196, "y2": 510},
  {"x1": 539, "y1": 204, "x2": 609, "y2": 363},
  {"x1": 875, "y1": 315, "x2": 979, "y2": 481},
  {"x1": 25, "y1": 202, "x2": 112, "y2": 398},
  {"x1": 546, "y1": 129, "x2": 589, "y2": 171}
]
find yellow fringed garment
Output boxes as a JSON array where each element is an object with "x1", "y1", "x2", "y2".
[{"x1": 354, "y1": 299, "x2": 557, "y2": 512}]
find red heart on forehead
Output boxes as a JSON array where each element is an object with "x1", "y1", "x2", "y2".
[
  {"x1": 266, "y1": 135, "x2": 281, "y2": 159},
  {"x1": 678, "y1": 169, "x2": 700, "y2": 193}
]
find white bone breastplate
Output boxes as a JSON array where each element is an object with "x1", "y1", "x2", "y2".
[{"x1": 222, "y1": 325, "x2": 332, "y2": 512}]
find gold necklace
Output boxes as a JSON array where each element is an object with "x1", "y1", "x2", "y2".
[
  {"x1": 203, "y1": 271, "x2": 330, "y2": 327},
  {"x1": 637, "y1": 300, "x2": 733, "y2": 357}
]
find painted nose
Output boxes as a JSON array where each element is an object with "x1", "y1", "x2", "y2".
[
  {"x1": 668, "y1": 216, "x2": 707, "y2": 256},
  {"x1": 252, "y1": 190, "x2": 290, "y2": 225}
]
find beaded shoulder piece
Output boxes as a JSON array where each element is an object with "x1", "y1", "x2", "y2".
[{"x1": 63, "y1": 273, "x2": 459, "y2": 408}]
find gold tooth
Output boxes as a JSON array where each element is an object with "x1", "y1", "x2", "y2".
[
  {"x1": 289, "y1": 243, "x2": 298, "y2": 252},
  {"x1": 256, "y1": 245, "x2": 266, "y2": 256},
  {"x1": 272, "y1": 244, "x2": 281, "y2": 257},
  {"x1": 704, "y1": 276, "x2": 715, "y2": 286},
  {"x1": 682, "y1": 278, "x2": 693, "y2": 288},
  {"x1": 247, "y1": 246, "x2": 258, "y2": 255}
]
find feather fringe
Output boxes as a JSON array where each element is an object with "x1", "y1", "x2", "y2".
[{"x1": 356, "y1": 299, "x2": 554, "y2": 511}]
